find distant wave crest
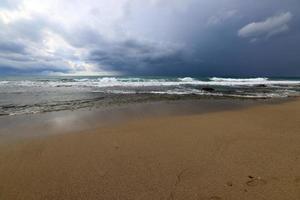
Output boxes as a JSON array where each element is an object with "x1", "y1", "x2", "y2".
[
  {"x1": 209, "y1": 77, "x2": 268, "y2": 82},
  {"x1": 178, "y1": 77, "x2": 196, "y2": 82}
]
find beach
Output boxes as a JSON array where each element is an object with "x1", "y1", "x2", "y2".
[
  {"x1": 0, "y1": 98, "x2": 299, "y2": 200},
  {"x1": 1, "y1": 0, "x2": 300, "y2": 198}
]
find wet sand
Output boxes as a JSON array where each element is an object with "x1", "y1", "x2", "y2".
[{"x1": 0, "y1": 99, "x2": 299, "y2": 199}]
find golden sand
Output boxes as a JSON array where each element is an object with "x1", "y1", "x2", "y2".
[{"x1": 0, "y1": 99, "x2": 300, "y2": 199}]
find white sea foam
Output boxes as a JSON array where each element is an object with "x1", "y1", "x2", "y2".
[
  {"x1": 0, "y1": 77, "x2": 300, "y2": 88},
  {"x1": 78, "y1": 77, "x2": 300, "y2": 87},
  {"x1": 74, "y1": 78, "x2": 90, "y2": 82},
  {"x1": 150, "y1": 88, "x2": 205, "y2": 95},
  {"x1": 210, "y1": 77, "x2": 269, "y2": 82},
  {"x1": 0, "y1": 81, "x2": 9, "y2": 85},
  {"x1": 178, "y1": 77, "x2": 196, "y2": 82}
]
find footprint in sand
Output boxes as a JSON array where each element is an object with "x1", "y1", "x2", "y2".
[
  {"x1": 226, "y1": 181, "x2": 233, "y2": 187},
  {"x1": 246, "y1": 176, "x2": 267, "y2": 187}
]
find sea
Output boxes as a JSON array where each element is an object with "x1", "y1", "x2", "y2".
[{"x1": 0, "y1": 76, "x2": 300, "y2": 116}]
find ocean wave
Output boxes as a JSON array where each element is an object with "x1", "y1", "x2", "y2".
[
  {"x1": 0, "y1": 77, "x2": 300, "y2": 88},
  {"x1": 1, "y1": 76, "x2": 300, "y2": 116},
  {"x1": 209, "y1": 77, "x2": 269, "y2": 82},
  {"x1": 178, "y1": 77, "x2": 196, "y2": 82},
  {"x1": 0, "y1": 81, "x2": 9, "y2": 85}
]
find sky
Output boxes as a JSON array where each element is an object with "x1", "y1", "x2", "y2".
[{"x1": 0, "y1": 0, "x2": 299, "y2": 76}]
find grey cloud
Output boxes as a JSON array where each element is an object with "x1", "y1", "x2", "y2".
[
  {"x1": 238, "y1": 12, "x2": 293, "y2": 39},
  {"x1": 87, "y1": 38, "x2": 185, "y2": 74},
  {"x1": 0, "y1": 10, "x2": 80, "y2": 74},
  {"x1": 0, "y1": 41, "x2": 26, "y2": 53},
  {"x1": 0, "y1": 56, "x2": 70, "y2": 74},
  {"x1": 0, "y1": 0, "x2": 300, "y2": 76}
]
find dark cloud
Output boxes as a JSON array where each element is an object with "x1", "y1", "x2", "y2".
[
  {"x1": 86, "y1": 37, "x2": 186, "y2": 75},
  {"x1": 0, "y1": 0, "x2": 299, "y2": 76}
]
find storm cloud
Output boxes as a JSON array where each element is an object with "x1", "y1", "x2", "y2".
[{"x1": 0, "y1": 0, "x2": 299, "y2": 76}]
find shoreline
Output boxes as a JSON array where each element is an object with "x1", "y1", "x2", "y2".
[
  {"x1": 0, "y1": 97, "x2": 292, "y2": 142},
  {"x1": 0, "y1": 98, "x2": 299, "y2": 199}
]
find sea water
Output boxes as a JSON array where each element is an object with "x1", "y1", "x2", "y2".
[{"x1": 0, "y1": 76, "x2": 300, "y2": 115}]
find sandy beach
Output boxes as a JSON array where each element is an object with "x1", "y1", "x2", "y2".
[{"x1": 0, "y1": 99, "x2": 299, "y2": 200}]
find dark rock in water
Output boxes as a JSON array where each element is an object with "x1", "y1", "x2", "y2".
[
  {"x1": 256, "y1": 84, "x2": 267, "y2": 88},
  {"x1": 202, "y1": 87, "x2": 215, "y2": 92}
]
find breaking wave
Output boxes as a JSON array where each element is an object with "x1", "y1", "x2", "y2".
[
  {"x1": 209, "y1": 77, "x2": 268, "y2": 82},
  {"x1": 0, "y1": 76, "x2": 300, "y2": 116}
]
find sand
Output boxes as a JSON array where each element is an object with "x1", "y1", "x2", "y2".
[{"x1": 0, "y1": 99, "x2": 300, "y2": 200}]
